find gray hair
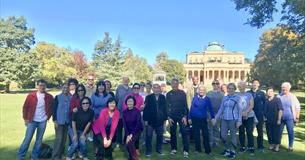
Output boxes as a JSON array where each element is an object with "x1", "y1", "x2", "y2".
[
  {"x1": 197, "y1": 84, "x2": 207, "y2": 93},
  {"x1": 281, "y1": 82, "x2": 291, "y2": 90}
]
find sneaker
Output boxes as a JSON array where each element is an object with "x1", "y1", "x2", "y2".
[
  {"x1": 87, "y1": 136, "x2": 93, "y2": 142},
  {"x1": 220, "y1": 149, "x2": 230, "y2": 156},
  {"x1": 157, "y1": 150, "x2": 164, "y2": 156},
  {"x1": 66, "y1": 157, "x2": 72, "y2": 160},
  {"x1": 288, "y1": 147, "x2": 294, "y2": 152},
  {"x1": 145, "y1": 152, "x2": 152, "y2": 157},
  {"x1": 183, "y1": 151, "x2": 189, "y2": 158},
  {"x1": 248, "y1": 147, "x2": 255, "y2": 155},
  {"x1": 82, "y1": 157, "x2": 89, "y2": 160},
  {"x1": 78, "y1": 151, "x2": 83, "y2": 158},
  {"x1": 258, "y1": 147, "x2": 265, "y2": 153},
  {"x1": 240, "y1": 147, "x2": 247, "y2": 153},
  {"x1": 228, "y1": 151, "x2": 236, "y2": 159},
  {"x1": 170, "y1": 149, "x2": 177, "y2": 155},
  {"x1": 71, "y1": 153, "x2": 76, "y2": 159}
]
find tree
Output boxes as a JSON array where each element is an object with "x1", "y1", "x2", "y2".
[
  {"x1": 0, "y1": 16, "x2": 36, "y2": 92},
  {"x1": 160, "y1": 59, "x2": 186, "y2": 83},
  {"x1": 251, "y1": 27, "x2": 305, "y2": 89},
  {"x1": 155, "y1": 52, "x2": 168, "y2": 70},
  {"x1": 72, "y1": 50, "x2": 93, "y2": 83}
]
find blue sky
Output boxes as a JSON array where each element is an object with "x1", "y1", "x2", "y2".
[{"x1": 1, "y1": 0, "x2": 282, "y2": 64}]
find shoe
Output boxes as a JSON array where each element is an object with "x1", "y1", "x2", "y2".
[
  {"x1": 288, "y1": 147, "x2": 294, "y2": 152},
  {"x1": 183, "y1": 151, "x2": 189, "y2": 158},
  {"x1": 66, "y1": 157, "x2": 72, "y2": 160},
  {"x1": 71, "y1": 153, "x2": 76, "y2": 159},
  {"x1": 136, "y1": 149, "x2": 141, "y2": 156},
  {"x1": 248, "y1": 147, "x2": 255, "y2": 155},
  {"x1": 78, "y1": 151, "x2": 83, "y2": 158},
  {"x1": 145, "y1": 152, "x2": 152, "y2": 157},
  {"x1": 220, "y1": 149, "x2": 230, "y2": 156},
  {"x1": 239, "y1": 147, "x2": 247, "y2": 153},
  {"x1": 228, "y1": 151, "x2": 236, "y2": 159},
  {"x1": 170, "y1": 149, "x2": 177, "y2": 155},
  {"x1": 258, "y1": 147, "x2": 265, "y2": 153},
  {"x1": 83, "y1": 157, "x2": 89, "y2": 160},
  {"x1": 157, "y1": 150, "x2": 164, "y2": 156}
]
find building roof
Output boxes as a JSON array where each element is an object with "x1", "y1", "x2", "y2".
[{"x1": 206, "y1": 42, "x2": 224, "y2": 51}]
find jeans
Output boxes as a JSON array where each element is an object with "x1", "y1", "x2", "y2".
[
  {"x1": 145, "y1": 125, "x2": 164, "y2": 154},
  {"x1": 221, "y1": 119, "x2": 237, "y2": 151},
  {"x1": 18, "y1": 120, "x2": 47, "y2": 159},
  {"x1": 192, "y1": 117, "x2": 211, "y2": 153},
  {"x1": 170, "y1": 117, "x2": 189, "y2": 152},
  {"x1": 279, "y1": 119, "x2": 294, "y2": 147},
  {"x1": 208, "y1": 118, "x2": 220, "y2": 146},
  {"x1": 52, "y1": 124, "x2": 68, "y2": 160},
  {"x1": 67, "y1": 130, "x2": 88, "y2": 158},
  {"x1": 239, "y1": 117, "x2": 254, "y2": 148},
  {"x1": 256, "y1": 117, "x2": 264, "y2": 149}
]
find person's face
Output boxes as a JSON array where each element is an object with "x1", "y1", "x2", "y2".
[
  {"x1": 198, "y1": 87, "x2": 206, "y2": 96},
  {"x1": 227, "y1": 85, "x2": 236, "y2": 95},
  {"x1": 36, "y1": 82, "x2": 46, "y2": 93},
  {"x1": 122, "y1": 77, "x2": 130, "y2": 86},
  {"x1": 192, "y1": 77, "x2": 199, "y2": 85},
  {"x1": 161, "y1": 84, "x2": 167, "y2": 91},
  {"x1": 105, "y1": 81, "x2": 111, "y2": 90},
  {"x1": 252, "y1": 80, "x2": 260, "y2": 90},
  {"x1": 145, "y1": 84, "x2": 152, "y2": 92},
  {"x1": 69, "y1": 82, "x2": 76, "y2": 90},
  {"x1": 281, "y1": 85, "x2": 290, "y2": 95},
  {"x1": 87, "y1": 76, "x2": 95, "y2": 85},
  {"x1": 140, "y1": 83, "x2": 145, "y2": 91},
  {"x1": 108, "y1": 101, "x2": 116, "y2": 111},
  {"x1": 77, "y1": 86, "x2": 85, "y2": 97},
  {"x1": 221, "y1": 85, "x2": 227, "y2": 92},
  {"x1": 62, "y1": 85, "x2": 69, "y2": 94},
  {"x1": 152, "y1": 85, "x2": 161, "y2": 94},
  {"x1": 127, "y1": 98, "x2": 135, "y2": 109},
  {"x1": 212, "y1": 81, "x2": 220, "y2": 90},
  {"x1": 98, "y1": 85, "x2": 105, "y2": 93},
  {"x1": 81, "y1": 99, "x2": 90, "y2": 111},
  {"x1": 238, "y1": 82, "x2": 246, "y2": 92},
  {"x1": 267, "y1": 89, "x2": 274, "y2": 97},
  {"x1": 133, "y1": 85, "x2": 140, "y2": 94},
  {"x1": 171, "y1": 80, "x2": 179, "y2": 90}
]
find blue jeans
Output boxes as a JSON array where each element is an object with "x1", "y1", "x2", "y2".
[
  {"x1": 279, "y1": 119, "x2": 294, "y2": 147},
  {"x1": 67, "y1": 130, "x2": 87, "y2": 158},
  {"x1": 17, "y1": 120, "x2": 47, "y2": 159}
]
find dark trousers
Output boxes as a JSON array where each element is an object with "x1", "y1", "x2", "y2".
[
  {"x1": 145, "y1": 125, "x2": 164, "y2": 154},
  {"x1": 126, "y1": 132, "x2": 141, "y2": 160},
  {"x1": 266, "y1": 123, "x2": 281, "y2": 145},
  {"x1": 115, "y1": 119, "x2": 123, "y2": 145},
  {"x1": 239, "y1": 117, "x2": 254, "y2": 148},
  {"x1": 256, "y1": 117, "x2": 264, "y2": 149},
  {"x1": 170, "y1": 117, "x2": 189, "y2": 152},
  {"x1": 192, "y1": 117, "x2": 211, "y2": 153},
  {"x1": 52, "y1": 124, "x2": 68, "y2": 160},
  {"x1": 94, "y1": 128, "x2": 113, "y2": 160},
  {"x1": 135, "y1": 133, "x2": 141, "y2": 150}
]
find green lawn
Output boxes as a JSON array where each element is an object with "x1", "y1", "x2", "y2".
[{"x1": 0, "y1": 91, "x2": 305, "y2": 160}]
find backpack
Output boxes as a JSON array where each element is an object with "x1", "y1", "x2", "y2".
[{"x1": 38, "y1": 143, "x2": 52, "y2": 159}]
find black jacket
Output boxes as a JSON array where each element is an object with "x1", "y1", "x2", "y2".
[
  {"x1": 143, "y1": 93, "x2": 167, "y2": 127},
  {"x1": 247, "y1": 89, "x2": 266, "y2": 120},
  {"x1": 166, "y1": 89, "x2": 188, "y2": 120}
]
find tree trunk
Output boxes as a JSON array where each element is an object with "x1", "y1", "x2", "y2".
[{"x1": 5, "y1": 81, "x2": 10, "y2": 93}]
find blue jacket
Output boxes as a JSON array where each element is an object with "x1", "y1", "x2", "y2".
[
  {"x1": 189, "y1": 95, "x2": 214, "y2": 119},
  {"x1": 247, "y1": 89, "x2": 266, "y2": 120}
]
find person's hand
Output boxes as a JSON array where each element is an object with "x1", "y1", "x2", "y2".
[
  {"x1": 236, "y1": 122, "x2": 242, "y2": 128},
  {"x1": 211, "y1": 119, "x2": 216, "y2": 126},
  {"x1": 182, "y1": 117, "x2": 187, "y2": 126},
  {"x1": 144, "y1": 121, "x2": 148, "y2": 127},
  {"x1": 80, "y1": 134, "x2": 86, "y2": 141},
  {"x1": 140, "y1": 105, "x2": 145, "y2": 111},
  {"x1": 73, "y1": 108, "x2": 78, "y2": 112},
  {"x1": 277, "y1": 120, "x2": 281, "y2": 125},
  {"x1": 126, "y1": 135, "x2": 132, "y2": 144},
  {"x1": 168, "y1": 118, "x2": 174, "y2": 126},
  {"x1": 242, "y1": 112, "x2": 248, "y2": 119},
  {"x1": 73, "y1": 135, "x2": 78, "y2": 142},
  {"x1": 24, "y1": 120, "x2": 29, "y2": 126},
  {"x1": 188, "y1": 119, "x2": 192, "y2": 125},
  {"x1": 53, "y1": 121, "x2": 58, "y2": 129}
]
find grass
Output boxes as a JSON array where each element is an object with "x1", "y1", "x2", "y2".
[{"x1": 0, "y1": 91, "x2": 305, "y2": 160}]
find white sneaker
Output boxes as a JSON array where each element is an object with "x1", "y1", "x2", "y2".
[
  {"x1": 183, "y1": 151, "x2": 189, "y2": 158},
  {"x1": 83, "y1": 157, "x2": 89, "y2": 160},
  {"x1": 66, "y1": 157, "x2": 72, "y2": 160},
  {"x1": 87, "y1": 136, "x2": 93, "y2": 142},
  {"x1": 170, "y1": 149, "x2": 177, "y2": 155}
]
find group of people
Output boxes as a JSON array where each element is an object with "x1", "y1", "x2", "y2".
[{"x1": 18, "y1": 75, "x2": 301, "y2": 160}]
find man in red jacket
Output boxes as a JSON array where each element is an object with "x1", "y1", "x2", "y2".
[{"x1": 18, "y1": 79, "x2": 54, "y2": 160}]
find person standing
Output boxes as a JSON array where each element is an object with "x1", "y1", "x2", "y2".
[
  {"x1": 68, "y1": 78, "x2": 79, "y2": 96},
  {"x1": 123, "y1": 96, "x2": 143, "y2": 160},
  {"x1": 247, "y1": 79, "x2": 266, "y2": 151},
  {"x1": 221, "y1": 84, "x2": 228, "y2": 96},
  {"x1": 18, "y1": 79, "x2": 54, "y2": 160},
  {"x1": 85, "y1": 75, "x2": 96, "y2": 97},
  {"x1": 215, "y1": 83, "x2": 242, "y2": 159},
  {"x1": 278, "y1": 82, "x2": 301, "y2": 151},
  {"x1": 91, "y1": 80, "x2": 112, "y2": 119},
  {"x1": 143, "y1": 84, "x2": 167, "y2": 156},
  {"x1": 206, "y1": 80, "x2": 224, "y2": 147},
  {"x1": 66, "y1": 97, "x2": 94, "y2": 160},
  {"x1": 115, "y1": 77, "x2": 133, "y2": 147},
  {"x1": 188, "y1": 85, "x2": 215, "y2": 155},
  {"x1": 237, "y1": 81, "x2": 255, "y2": 154},
  {"x1": 166, "y1": 78, "x2": 189, "y2": 158},
  {"x1": 52, "y1": 84, "x2": 71, "y2": 160},
  {"x1": 265, "y1": 87, "x2": 283, "y2": 152},
  {"x1": 105, "y1": 80, "x2": 115, "y2": 97}
]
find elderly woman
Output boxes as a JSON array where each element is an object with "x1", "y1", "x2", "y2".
[
  {"x1": 91, "y1": 80, "x2": 112, "y2": 119},
  {"x1": 277, "y1": 82, "x2": 301, "y2": 151},
  {"x1": 215, "y1": 83, "x2": 242, "y2": 159},
  {"x1": 188, "y1": 85, "x2": 215, "y2": 155}
]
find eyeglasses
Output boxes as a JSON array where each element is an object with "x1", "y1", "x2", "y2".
[
  {"x1": 82, "y1": 102, "x2": 90, "y2": 105},
  {"x1": 88, "y1": 79, "x2": 94, "y2": 81},
  {"x1": 78, "y1": 90, "x2": 84, "y2": 92},
  {"x1": 133, "y1": 87, "x2": 140, "y2": 89},
  {"x1": 70, "y1": 83, "x2": 76, "y2": 86},
  {"x1": 212, "y1": 82, "x2": 220, "y2": 85}
]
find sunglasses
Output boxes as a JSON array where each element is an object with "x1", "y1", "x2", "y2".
[
  {"x1": 78, "y1": 89, "x2": 84, "y2": 92},
  {"x1": 212, "y1": 82, "x2": 220, "y2": 85},
  {"x1": 88, "y1": 79, "x2": 94, "y2": 81},
  {"x1": 82, "y1": 102, "x2": 90, "y2": 105},
  {"x1": 70, "y1": 83, "x2": 76, "y2": 86}
]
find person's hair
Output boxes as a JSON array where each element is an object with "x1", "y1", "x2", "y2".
[
  {"x1": 266, "y1": 86, "x2": 274, "y2": 92},
  {"x1": 67, "y1": 78, "x2": 79, "y2": 86},
  {"x1": 104, "y1": 80, "x2": 112, "y2": 88},
  {"x1": 95, "y1": 80, "x2": 108, "y2": 97},
  {"x1": 221, "y1": 84, "x2": 227, "y2": 91},
  {"x1": 146, "y1": 81, "x2": 152, "y2": 87},
  {"x1": 76, "y1": 84, "x2": 86, "y2": 98},
  {"x1": 227, "y1": 83, "x2": 237, "y2": 90},
  {"x1": 132, "y1": 83, "x2": 141, "y2": 89},
  {"x1": 212, "y1": 80, "x2": 220, "y2": 85},
  {"x1": 81, "y1": 97, "x2": 92, "y2": 106},
  {"x1": 125, "y1": 95, "x2": 137, "y2": 106},
  {"x1": 36, "y1": 79, "x2": 47, "y2": 85},
  {"x1": 171, "y1": 78, "x2": 179, "y2": 83},
  {"x1": 281, "y1": 82, "x2": 291, "y2": 90},
  {"x1": 197, "y1": 84, "x2": 207, "y2": 93},
  {"x1": 252, "y1": 78, "x2": 260, "y2": 83},
  {"x1": 107, "y1": 97, "x2": 117, "y2": 107}
]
